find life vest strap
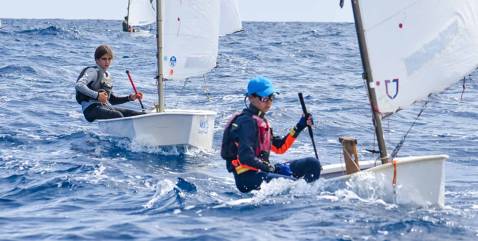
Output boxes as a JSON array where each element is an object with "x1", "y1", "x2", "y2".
[{"x1": 231, "y1": 159, "x2": 258, "y2": 175}]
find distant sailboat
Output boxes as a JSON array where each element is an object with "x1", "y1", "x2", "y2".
[
  {"x1": 320, "y1": 0, "x2": 478, "y2": 207},
  {"x1": 123, "y1": 0, "x2": 156, "y2": 32},
  {"x1": 99, "y1": 0, "x2": 240, "y2": 151},
  {"x1": 219, "y1": 0, "x2": 243, "y2": 36}
]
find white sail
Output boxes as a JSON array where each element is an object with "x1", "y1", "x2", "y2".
[
  {"x1": 219, "y1": 0, "x2": 243, "y2": 36},
  {"x1": 128, "y1": 0, "x2": 156, "y2": 26},
  {"x1": 359, "y1": 0, "x2": 478, "y2": 114},
  {"x1": 162, "y1": 0, "x2": 220, "y2": 80}
]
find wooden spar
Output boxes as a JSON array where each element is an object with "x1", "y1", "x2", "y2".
[
  {"x1": 156, "y1": 0, "x2": 164, "y2": 112},
  {"x1": 350, "y1": 0, "x2": 388, "y2": 164},
  {"x1": 339, "y1": 136, "x2": 360, "y2": 174}
]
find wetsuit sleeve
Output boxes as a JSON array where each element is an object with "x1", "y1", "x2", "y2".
[
  {"x1": 271, "y1": 128, "x2": 297, "y2": 154},
  {"x1": 109, "y1": 92, "x2": 130, "y2": 105},
  {"x1": 234, "y1": 116, "x2": 271, "y2": 172},
  {"x1": 75, "y1": 68, "x2": 99, "y2": 99}
]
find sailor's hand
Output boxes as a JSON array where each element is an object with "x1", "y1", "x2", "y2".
[
  {"x1": 306, "y1": 114, "x2": 314, "y2": 127},
  {"x1": 296, "y1": 113, "x2": 314, "y2": 132},
  {"x1": 129, "y1": 92, "x2": 143, "y2": 101},
  {"x1": 266, "y1": 163, "x2": 275, "y2": 173},
  {"x1": 97, "y1": 91, "x2": 108, "y2": 104}
]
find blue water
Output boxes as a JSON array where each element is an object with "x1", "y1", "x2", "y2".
[{"x1": 0, "y1": 19, "x2": 477, "y2": 240}]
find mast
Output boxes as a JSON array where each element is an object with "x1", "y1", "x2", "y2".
[
  {"x1": 127, "y1": 0, "x2": 131, "y2": 27},
  {"x1": 350, "y1": 0, "x2": 388, "y2": 164},
  {"x1": 155, "y1": 0, "x2": 165, "y2": 112}
]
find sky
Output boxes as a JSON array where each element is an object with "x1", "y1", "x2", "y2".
[{"x1": 0, "y1": 0, "x2": 353, "y2": 22}]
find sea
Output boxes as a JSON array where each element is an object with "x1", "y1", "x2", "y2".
[{"x1": 0, "y1": 19, "x2": 477, "y2": 241}]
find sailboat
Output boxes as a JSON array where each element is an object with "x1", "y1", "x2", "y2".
[
  {"x1": 124, "y1": 0, "x2": 156, "y2": 33},
  {"x1": 319, "y1": 0, "x2": 478, "y2": 207},
  {"x1": 219, "y1": 0, "x2": 243, "y2": 36},
  {"x1": 98, "y1": 0, "x2": 234, "y2": 151}
]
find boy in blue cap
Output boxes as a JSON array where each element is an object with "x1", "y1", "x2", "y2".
[{"x1": 221, "y1": 76, "x2": 322, "y2": 193}]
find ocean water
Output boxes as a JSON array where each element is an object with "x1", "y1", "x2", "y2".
[{"x1": 0, "y1": 19, "x2": 477, "y2": 240}]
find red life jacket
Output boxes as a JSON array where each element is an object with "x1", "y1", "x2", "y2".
[{"x1": 252, "y1": 115, "x2": 272, "y2": 156}]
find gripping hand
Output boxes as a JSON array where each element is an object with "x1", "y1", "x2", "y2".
[{"x1": 294, "y1": 113, "x2": 314, "y2": 134}]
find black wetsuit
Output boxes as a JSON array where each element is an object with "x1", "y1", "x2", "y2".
[
  {"x1": 122, "y1": 20, "x2": 129, "y2": 32},
  {"x1": 82, "y1": 99, "x2": 143, "y2": 123},
  {"x1": 75, "y1": 66, "x2": 143, "y2": 122}
]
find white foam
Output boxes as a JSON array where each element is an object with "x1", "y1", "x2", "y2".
[{"x1": 143, "y1": 179, "x2": 176, "y2": 209}]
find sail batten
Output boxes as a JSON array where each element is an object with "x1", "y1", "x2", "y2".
[{"x1": 358, "y1": 0, "x2": 478, "y2": 115}]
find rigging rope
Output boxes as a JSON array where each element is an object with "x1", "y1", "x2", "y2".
[
  {"x1": 174, "y1": 78, "x2": 190, "y2": 107},
  {"x1": 461, "y1": 76, "x2": 469, "y2": 101},
  {"x1": 175, "y1": 75, "x2": 212, "y2": 106},
  {"x1": 202, "y1": 74, "x2": 212, "y2": 101},
  {"x1": 390, "y1": 99, "x2": 429, "y2": 159},
  {"x1": 392, "y1": 159, "x2": 398, "y2": 204},
  {"x1": 366, "y1": 118, "x2": 380, "y2": 155}
]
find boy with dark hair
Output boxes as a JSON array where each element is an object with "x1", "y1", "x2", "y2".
[{"x1": 75, "y1": 44, "x2": 144, "y2": 122}]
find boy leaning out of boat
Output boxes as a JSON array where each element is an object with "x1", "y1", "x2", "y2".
[
  {"x1": 221, "y1": 76, "x2": 322, "y2": 193},
  {"x1": 75, "y1": 44, "x2": 144, "y2": 122}
]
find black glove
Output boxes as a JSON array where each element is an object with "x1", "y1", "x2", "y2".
[{"x1": 291, "y1": 113, "x2": 313, "y2": 137}]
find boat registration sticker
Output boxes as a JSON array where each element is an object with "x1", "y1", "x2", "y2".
[
  {"x1": 198, "y1": 117, "x2": 209, "y2": 134},
  {"x1": 169, "y1": 56, "x2": 177, "y2": 67}
]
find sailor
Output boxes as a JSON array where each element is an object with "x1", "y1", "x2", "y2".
[
  {"x1": 221, "y1": 76, "x2": 322, "y2": 193},
  {"x1": 75, "y1": 44, "x2": 144, "y2": 122},
  {"x1": 122, "y1": 16, "x2": 134, "y2": 32}
]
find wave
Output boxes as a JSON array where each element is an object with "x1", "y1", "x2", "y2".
[
  {"x1": 0, "y1": 65, "x2": 37, "y2": 76},
  {"x1": 142, "y1": 177, "x2": 197, "y2": 213},
  {"x1": 1, "y1": 176, "x2": 82, "y2": 201},
  {"x1": 18, "y1": 26, "x2": 64, "y2": 35},
  {"x1": 0, "y1": 133, "x2": 28, "y2": 147},
  {"x1": 16, "y1": 25, "x2": 80, "y2": 39}
]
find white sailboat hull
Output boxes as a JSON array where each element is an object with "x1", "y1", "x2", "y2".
[
  {"x1": 97, "y1": 109, "x2": 216, "y2": 150},
  {"x1": 322, "y1": 155, "x2": 447, "y2": 207}
]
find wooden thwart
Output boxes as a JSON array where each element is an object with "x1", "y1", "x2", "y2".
[{"x1": 339, "y1": 136, "x2": 360, "y2": 174}]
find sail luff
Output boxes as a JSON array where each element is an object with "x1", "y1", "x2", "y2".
[
  {"x1": 351, "y1": 0, "x2": 388, "y2": 163},
  {"x1": 156, "y1": 0, "x2": 164, "y2": 112}
]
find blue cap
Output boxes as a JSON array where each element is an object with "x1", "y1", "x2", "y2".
[{"x1": 246, "y1": 76, "x2": 277, "y2": 97}]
